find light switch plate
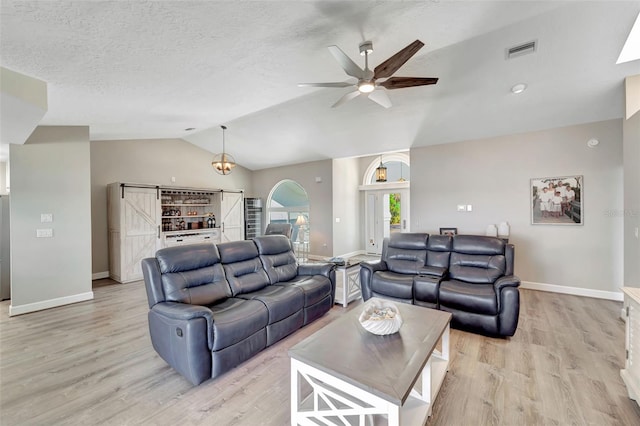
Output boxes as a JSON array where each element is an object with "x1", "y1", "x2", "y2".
[
  {"x1": 36, "y1": 228, "x2": 53, "y2": 238},
  {"x1": 467, "y1": 205, "x2": 473, "y2": 212}
]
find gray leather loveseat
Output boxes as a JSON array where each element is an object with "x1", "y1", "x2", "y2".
[
  {"x1": 141, "y1": 235, "x2": 336, "y2": 385},
  {"x1": 360, "y1": 233, "x2": 520, "y2": 337}
]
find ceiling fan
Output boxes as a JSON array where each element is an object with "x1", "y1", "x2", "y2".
[{"x1": 299, "y1": 39, "x2": 438, "y2": 108}]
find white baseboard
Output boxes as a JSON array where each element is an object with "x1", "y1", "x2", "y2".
[
  {"x1": 521, "y1": 281, "x2": 623, "y2": 302},
  {"x1": 9, "y1": 291, "x2": 94, "y2": 316},
  {"x1": 92, "y1": 271, "x2": 110, "y2": 280},
  {"x1": 335, "y1": 250, "x2": 367, "y2": 259}
]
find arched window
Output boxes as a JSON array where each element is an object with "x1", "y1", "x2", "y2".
[
  {"x1": 266, "y1": 179, "x2": 309, "y2": 243},
  {"x1": 363, "y1": 152, "x2": 410, "y2": 186}
]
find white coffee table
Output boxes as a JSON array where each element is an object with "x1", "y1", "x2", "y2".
[{"x1": 289, "y1": 298, "x2": 452, "y2": 425}]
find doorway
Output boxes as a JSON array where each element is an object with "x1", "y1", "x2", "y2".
[
  {"x1": 361, "y1": 153, "x2": 411, "y2": 255},
  {"x1": 365, "y1": 189, "x2": 409, "y2": 254}
]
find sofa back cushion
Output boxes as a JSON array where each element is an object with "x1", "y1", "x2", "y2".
[
  {"x1": 382, "y1": 233, "x2": 428, "y2": 274},
  {"x1": 253, "y1": 235, "x2": 298, "y2": 284},
  {"x1": 426, "y1": 235, "x2": 453, "y2": 268},
  {"x1": 217, "y1": 240, "x2": 270, "y2": 295},
  {"x1": 156, "y1": 244, "x2": 231, "y2": 306},
  {"x1": 449, "y1": 235, "x2": 506, "y2": 284}
]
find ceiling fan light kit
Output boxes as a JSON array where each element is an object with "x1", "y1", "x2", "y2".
[
  {"x1": 299, "y1": 39, "x2": 438, "y2": 108},
  {"x1": 358, "y1": 81, "x2": 375, "y2": 93}
]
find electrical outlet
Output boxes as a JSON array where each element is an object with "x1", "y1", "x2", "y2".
[
  {"x1": 41, "y1": 213, "x2": 53, "y2": 223},
  {"x1": 457, "y1": 205, "x2": 466, "y2": 212}
]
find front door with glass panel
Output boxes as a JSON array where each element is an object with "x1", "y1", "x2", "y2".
[{"x1": 365, "y1": 189, "x2": 409, "y2": 255}]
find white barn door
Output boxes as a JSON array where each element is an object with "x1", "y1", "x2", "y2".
[{"x1": 220, "y1": 192, "x2": 244, "y2": 242}]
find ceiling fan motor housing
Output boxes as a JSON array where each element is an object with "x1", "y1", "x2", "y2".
[{"x1": 359, "y1": 41, "x2": 373, "y2": 55}]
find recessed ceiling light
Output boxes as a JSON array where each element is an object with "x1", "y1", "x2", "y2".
[
  {"x1": 511, "y1": 83, "x2": 527, "y2": 94},
  {"x1": 587, "y1": 138, "x2": 600, "y2": 148}
]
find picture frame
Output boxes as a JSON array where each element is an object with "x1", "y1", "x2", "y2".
[
  {"x1": 530, "y1": 175, "x2": 583, "y2": 225},
  {"x1": 439, "y1": 227, "x2": 458, "y2": 236}
]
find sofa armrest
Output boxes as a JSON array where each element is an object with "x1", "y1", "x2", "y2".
[
  {"x1": 494, "y1": 275, "x2": 521, "y2": 293},
  {"x1": 418, "y1": 265, "x2": 447, "y2": 278},
  {"x1": 359, "y1": 260, "x2": 388, "y2": 301},
  {"x1": 151, "y1": 302, "x2": 215, "y2": 349},
  {"x1": 360, "y1": 259, "x2": 388, "y2": 274},
  {"x1": 298, "y1": 262, "x2": 335, "y2": 278}
]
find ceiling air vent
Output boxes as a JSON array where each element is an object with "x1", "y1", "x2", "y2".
[{"x1": 506, "y1": 40, "x2": 537, "y2": 59}]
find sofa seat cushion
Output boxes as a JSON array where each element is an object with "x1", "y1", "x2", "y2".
[
  {"x1": 237, "y1": 285, "x2": 305, "y2": 324},
  {"x1": 371, "y1": 271, "x2": 414, "y2": 300},
  {"x1": 209, "y1": 298, "x2": 269, "y2": 351},
  {"x1": 277, "y1": 275, "x2": 331, "y2": 307},
  {"x1": 439, "y1": 280, "x2": 498, "y2": 315}
]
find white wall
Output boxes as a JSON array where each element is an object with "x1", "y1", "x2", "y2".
[
  {"x1": 410, "y1": 119, "x2": 623, "y2": 299},
  {"x1": 332, "y1": 157, "x2": 361, "y2": 257},
  {"x1": 90, "y1": 138, "x2": 253, "y2": 275},
  {"x1": 0, "y1": 162, "x2": 7, "y2": 193},
  {"x1": 251, "y1": 160, "x2": 333, "y2": 258},
  {"x1": 10, "y1": 126, "x2": 93, "y2": 315},
  {"x1": 624, "y1": 75, "x2": 640, "y2": 288}
]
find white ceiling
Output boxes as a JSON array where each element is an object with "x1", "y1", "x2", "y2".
[{"x1": 1, "y1": 1, "x2": 639, "y2": 170}]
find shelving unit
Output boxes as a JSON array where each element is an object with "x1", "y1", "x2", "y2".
[
  {"x1": 107, "y1": 183, "x2": 245, "y2": 283},
  {"x1": 244, "y1": 197, "x2": 262, "y2": 239},
  {"x1": 160, "y1": 189, "x2": 222, "y2": 246}
]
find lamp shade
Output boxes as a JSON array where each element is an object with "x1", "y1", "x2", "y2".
[{"x1": 295, "y1": 214, "x2": 307, "y2": 226}]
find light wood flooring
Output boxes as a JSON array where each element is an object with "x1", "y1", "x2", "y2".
[{"x1": 1, "y1": 281, "x2": 639, "y2": 425}]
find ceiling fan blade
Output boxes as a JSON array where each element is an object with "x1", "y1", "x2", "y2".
[
  {"x1": 298, "y1": 82, "x2": 353, "y2": 88},
  {"x1": 331, "y1": 91, "x2": 360, "y2": 108},
  {"x1": 328, "y1": 45, "x2": 365, "y2": 79},
  {"x1": 374, "y1": 40, "x2": 425, "y2": 79},
  {"x1": 367, "y1": 89, "x2": 392, "y2": 109},
  {"x1": 379, "y1": 77, "x2": 439, "y2": 90}
]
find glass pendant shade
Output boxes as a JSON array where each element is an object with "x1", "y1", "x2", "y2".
[{"x1": 212, "y1": 125, "x2": 236, "y2": 175}]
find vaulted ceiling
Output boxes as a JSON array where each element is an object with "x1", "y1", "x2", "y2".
[{"x1": 1, "y1": 1, "x2": 639, "y2": 169}]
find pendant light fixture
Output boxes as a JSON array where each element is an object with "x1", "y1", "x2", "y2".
[
  {"x1": 211, "y1": 125, "x2": 236, "y2": 175},
  {"x1": 375, "y1": 156, "x2": 387, "y2": 182},
  {"x1": 398, "y1": 163, "x2": 406, "y2": 182}
]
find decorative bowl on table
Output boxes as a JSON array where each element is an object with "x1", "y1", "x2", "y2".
[{"x1": 358, "y1": 300, "x2": 403, "y2": 335}]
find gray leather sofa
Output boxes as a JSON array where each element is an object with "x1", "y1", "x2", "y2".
[
  {"x1": 360, "y1": 233, "x2": 520, "y2": 337},
  {"x1": 141, "y1": 235, "x2": 335, "y2": 385}
]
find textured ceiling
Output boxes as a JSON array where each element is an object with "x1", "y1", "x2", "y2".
[{"x1": 1, "y1": 1, "x2": 639, "y2": 169}]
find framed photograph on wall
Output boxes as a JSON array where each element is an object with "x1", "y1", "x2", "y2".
[
  {"x1": 531, "y1": 175, "x2": 583, "y2": 225},
  {"x1": 439, "y1": 227, "x2": 458, "y2": 236}
]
